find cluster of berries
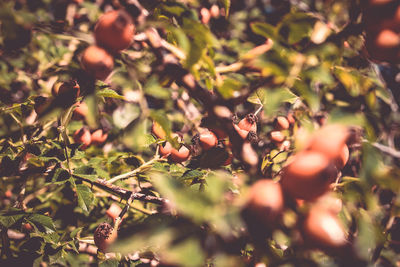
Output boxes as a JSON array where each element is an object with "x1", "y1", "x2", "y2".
[
  {"x1": 81, "y1": 10, "x2": 135, "y2": 80},
  {"x1": 243, "y1": 124, "x2": 350, "y2": 250}
]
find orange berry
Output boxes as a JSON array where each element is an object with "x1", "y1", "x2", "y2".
[
  {"x1": 306, "y1": 124, "x2": 349, "y2": 163},
  {"x1": 238, "y1": 114, "x2": 257, "y2": 132},
  {"x1": 242, "y1": 180, "x2": 284, "y2": 237},
  {"x1": 151, "y1": 121, "x2": 167, "y2": 139},
  {"x1": 73, "y1": 128, "x2": 91, "y2": 149},
  {"x1": 199, "y1": 130, "x2": 218, "y2": 150},
  {"x1": 170, "y1": 145, "x2": 190, "y2": 163},
  {"x1": 72, "y1": 102, "x2": 88, "y2": 120},
  {"x1": 274, "y1": 116, "x2": 290, "y2": 130},
  {"x1": 91, "y1": 129, "x2": 108, "y2": 146},
  {"x1": 23, "y1": 223, "x2": 33, "y2": 232},
  {"x1": 106, "y1": 203, "x2": 122, "y2": 221},
  {"x1": 94, "y1": 10, "x2": 135, "y2": 52},
  {"x1": 234, "y1": 124, "x2": 249, "y2": 139},
  {"x1": 302, "y1": 206, "x2": 347, "y2": 249},
  {"x1": 335, "y1": 144, "x2": 349, "y2": 170},
  {"x1": 287, "y1": 113, "x2": 296, "y2": 125},
  {"x1": 280, "y1": 151, "x2": 337, "y2": 201},
  {"x1": 81, "y1": 45, "x2": 114, "y2": 80},
  {"x1": 159, "y1": 142, "x2": 172, "y2": 157},
  {"x1": 270, "y1": 130, "x2": 285, "y2": 143}
]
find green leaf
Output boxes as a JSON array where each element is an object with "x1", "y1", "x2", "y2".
[
  {"x1": 75, "y1": 184, "x2": 94, "y2": 215},
  {"x1": 278, "y1": 12, "x2": 316, "y2": 45},
  {"x1": 181, "y1": 169, "x2": 206, "y2": 181},
  {"x1": 251, "y1": 22, "x2": 276, "y2": 39},
  {"x1": 97, "y1": 88, "x2": 125, "y2": 100},
  {"x1": 26, "y1": 214, "x2": 56, "y2": 233},
  {"x1": 0, "y1": 209, "x2": 25, "y2": 228},
  {"x1": 220, "y1": 0, "x2": 231, "y2": 17}
]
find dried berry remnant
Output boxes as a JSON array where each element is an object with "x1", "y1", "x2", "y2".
[
  {"x1": 52, "y1": 81, "x2": 80, "y2": 99},
  {"x1": 94, "y1": 10, "x2": 135, "y2": 52},
  {"x1": 81, "y1": 45, "x2": 114, "y2": 80},
  {"x1": 94, "y1": 222, "x2": 118, "y2": 253}
]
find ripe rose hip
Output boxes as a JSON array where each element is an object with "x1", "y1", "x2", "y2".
[
  {"x1": 274, "y1": 116, "x2": 290, "y2": 130},
  {"x1": 159, "y1": 142, "x2": 172, "y2": 157},
  {"x1": 306, "y1": 124, "x2": 349, "y2": 166},
  {"x1": 52, "y1": 81, "x2": 80, "y2": 99},
  {"x1": 94, "y1": 222, "x2": 118, "y2": 253},
  {"x1": 73, "y1": 128, "x2": 91, "y2": 149},
  {"x1": 302, "y1": 206, "x2": 347, "y2": 249},
  {"x1": 270, "y1": 130, "x2": 285, "y2": 143},
  {"x1": 233, "y1": 124, "x2": 249, "y2": 139},
  {"x1": 280, "y1": 151, "x2": 337, "y2": 201},
  {"x1": 242, "y1": 179, "x2": 284, "y2": 238},
  {"x1": 81, "y1": 45, "x2": 114, "y2": 80},
  {"x1": 152, "y1": 121, "x2": 167, "y2": 139},
  {"x1": 72, "y1": 102, "x2": 88, "y2": 120},
  {"x1": 94, "y1": 10, "x2": 135, "y2": 53},
  {"x1": 238, "y1": 114, "x2": 257, "y2": 132},
  {"x1": 170, "y1": 145, "x2": 190, "y2": 163},
  {"x1": 91, "y1": 129, "x2": 108, "y2": 146},
  {"x1": 199, "y1": 130, "x2": 218, "y2": 150}
]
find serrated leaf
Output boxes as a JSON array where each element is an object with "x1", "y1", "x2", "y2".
[
  {"x1": 181, "y1": 169, "x2": 206, "y2": 181},
  {"x1": 0, "y1": 209, "x2": 25, "y2": 228},
  {"x1": 26, "y1": 214, "x2": 56, "y2": 233},
  {"x1": 75, "y1": 184, "x2": 94, "y2": 215}
]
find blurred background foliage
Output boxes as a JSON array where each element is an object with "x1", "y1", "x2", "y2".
[{"x1": 1, "y1": 0, "x2": 400, "y2": 266}]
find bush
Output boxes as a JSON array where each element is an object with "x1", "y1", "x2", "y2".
[{"x1": 1, "y1": 0, "x2": 400, "y2": 266}]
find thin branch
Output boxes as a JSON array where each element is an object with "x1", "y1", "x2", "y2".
[
  {"x1": 369, "y1": 141, "x2": 400, "y2": 158},
  {"x1": 72, "y1": 173, "x2": 168, "y2": 205},
  {"x1": 108, "y1": 155, "x2": 165, "y2": 184}
]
